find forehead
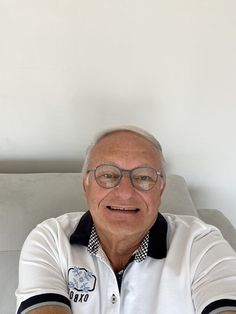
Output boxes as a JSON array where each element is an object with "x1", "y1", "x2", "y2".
[{"x1": 88, "y1": 131, "x2": 161, "y2": 167}]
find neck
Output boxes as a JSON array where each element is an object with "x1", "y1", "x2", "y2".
[{"x1": 96, "y1": 229, "x2": 146, "y2": 272}]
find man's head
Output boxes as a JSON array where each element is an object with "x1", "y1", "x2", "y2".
[
  {"x1": 82, "y1": 126, "x2": 166, "y2": 240},
  {"x1": 82, "y1": 126, "x2": 165, "y2": 175}
]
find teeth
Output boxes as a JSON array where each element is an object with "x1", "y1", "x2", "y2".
[{"x1": 107, "y1": 206, "x2": 138, "y2": 211}]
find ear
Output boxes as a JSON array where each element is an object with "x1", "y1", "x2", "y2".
[
  {"x1": 160, "y1": 179, "x2": 166, "y2": 196},
  {"x1": 82, "y1": 174, "x2": 90, "y2": 195}
]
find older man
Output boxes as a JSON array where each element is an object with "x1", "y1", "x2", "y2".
[{"x1": 16, "y1": 127, "x2": 236, "y2": 314}]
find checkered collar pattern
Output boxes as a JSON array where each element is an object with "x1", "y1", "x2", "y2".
[
  {"x1": 87, "y1": 225, "x2": 99, "y2": 255},
  {"x1": 87, "y1": 224, "x2": 150, "y2": 263},
  {"x1": 70, "y1": 211, "x2": 167, "y2": 260}
]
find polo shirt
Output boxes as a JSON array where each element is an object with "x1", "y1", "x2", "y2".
[{"x1": 16, "y1": 211, "x2": 236, "y2": 314}]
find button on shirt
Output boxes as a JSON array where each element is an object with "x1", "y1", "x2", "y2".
[{"x1": 16, "y1": 211, "x2": 236, "y2": 314}]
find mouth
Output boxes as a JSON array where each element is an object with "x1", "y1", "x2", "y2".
[{"x1": 106, "y1": 206, "x2": 140, "y2": 213}]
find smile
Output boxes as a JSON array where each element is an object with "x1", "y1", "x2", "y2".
[{"x1": 107, "y1": 206, "x2": 139, "y2": 212}]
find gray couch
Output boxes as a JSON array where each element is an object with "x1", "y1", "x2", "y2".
[{"x1": 0, "y1": 173, "x2": 235, "y2": 314}]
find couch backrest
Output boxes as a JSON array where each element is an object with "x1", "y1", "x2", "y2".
[
  {"x1": 0, "y1": 173, "x2": 197, "y2": 314},
  {"x1": 0, "y1": 173, "x2": 197, "y2": 252}
]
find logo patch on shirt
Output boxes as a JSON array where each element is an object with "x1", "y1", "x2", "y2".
[{"x1": 68, "y1": 267, "x2": 96, "y2": 303}]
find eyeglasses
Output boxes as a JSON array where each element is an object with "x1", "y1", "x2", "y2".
[{"x1": 87, "y1": 164, "x2": 163, "y2": 191}]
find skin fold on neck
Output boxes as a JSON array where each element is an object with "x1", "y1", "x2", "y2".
[{"x1": 96, "y1": 227, "x2": 148, "y2": 272}]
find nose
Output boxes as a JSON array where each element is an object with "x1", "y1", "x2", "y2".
[{"x1": 114, "y1": 172, "x2": 135, "y2": 197}]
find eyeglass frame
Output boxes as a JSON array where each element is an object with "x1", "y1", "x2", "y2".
[{"x1": 86, "y1": 163, "x2": 163, "y2": 191}]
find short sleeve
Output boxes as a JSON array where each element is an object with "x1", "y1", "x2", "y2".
[
  {"x1": 191, "y1": 227, "x2": 236, "y2": 314},
  {"x1": 15, "y1": 219, "x2": 71, "y2": 313}
]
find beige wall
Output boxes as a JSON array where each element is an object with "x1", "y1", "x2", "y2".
[{"x1": 1, "y1": 0, "x2": 236, "y2": 227}]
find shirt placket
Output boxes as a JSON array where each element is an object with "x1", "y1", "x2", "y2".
[{"x1": 96, "y1": 246, "x2": 121, "y2": 314}]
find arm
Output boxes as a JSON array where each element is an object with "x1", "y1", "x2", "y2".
[
  {"x1": 191, "y1": 226, "x2": 236, "y2": 314},
  {"x1": 28, "y1": 306, "x2": 71, "y2": 314},
  {"x1": 16, "y1": 219, "x2": 71, "y2": 314}
]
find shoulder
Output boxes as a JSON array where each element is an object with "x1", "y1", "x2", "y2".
[
  {"x1": 23, "y1": 212, "x2": 86, "y2": 247},
  {"x1": 162, "y1": 213, "x2": 219, "y2": 234},
  {"x1": 44, "y1": 210, "x2": 83, "y2": 225},
  {"x1": 161, "y1": 213, "x2": 231, "y2": 250},
  {"x1": 38, "y1": 211, "x2": 84, "y2": 231},
  {"x1": 161, "y1": 213, "x2": 236, "y2": 263}
]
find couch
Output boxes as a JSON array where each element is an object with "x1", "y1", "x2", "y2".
[{"x1": 0, "y1": 173, "x2": 235, "y2": 314}]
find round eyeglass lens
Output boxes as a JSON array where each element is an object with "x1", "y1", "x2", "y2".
[
  {"x1": 95, "y1": 165, "x2": 121, "y2": 188},
  {"x1": 131, "y1": 167, "x2": 158, "y2": 191}
]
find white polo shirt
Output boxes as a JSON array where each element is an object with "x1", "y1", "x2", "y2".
[{"x1": 16, "y1": 211, "x2": 236, "y2": 314}]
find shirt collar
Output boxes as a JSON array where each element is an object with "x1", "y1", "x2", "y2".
[{"x1": 70, "y1": 211, "x2": 167, "y2": 260}]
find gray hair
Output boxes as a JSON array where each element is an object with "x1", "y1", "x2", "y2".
[{"x1": 82, "y1": 126, "x2": 166, "y2": 177}]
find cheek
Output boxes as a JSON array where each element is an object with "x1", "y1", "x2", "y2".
[
  {"x1": 142, "y1": 190, "x2": 162, "y2": 211},
  {"x1": 85, "y1": 184, "x2": 110, "y2": 208}
]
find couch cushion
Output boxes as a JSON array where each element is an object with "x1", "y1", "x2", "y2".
[
  {"x1": 0, "y1": 250, "x2": 20, "y2": 314},
  {"x1": 161, "y1": 174, "x2": 198, "y2": 216},
  {"x1": 0, "y1": 173, "x2": 87, "y2": 251}
]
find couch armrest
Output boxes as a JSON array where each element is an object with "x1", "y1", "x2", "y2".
[{"x1": 197, "y1": 208, "x2": 236, "y2": 252}]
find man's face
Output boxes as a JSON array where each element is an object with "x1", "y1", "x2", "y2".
[{"x1": 83, "y1": 131, "x2": 165, "y2": 239}]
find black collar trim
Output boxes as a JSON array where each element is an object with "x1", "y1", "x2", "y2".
[
  {"x1": 70, "y1": 211, "x2": 167, "y2": 259},
  {"x1": 70, "y1": 211, "x2": 94, "y2": 247}
]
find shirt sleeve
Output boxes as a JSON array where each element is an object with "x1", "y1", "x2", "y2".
[
  {"x1": 190, "y1": 226, "x2": 236, "y2": 314},
  {"x1": 15, "y1": 219, "x2": 71, "y2": 314}
]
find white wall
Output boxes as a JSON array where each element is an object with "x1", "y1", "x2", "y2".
[{"x1": 1, "y1": 0, "x2": 236, "y2": 227}]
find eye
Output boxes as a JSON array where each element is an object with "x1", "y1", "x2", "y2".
[
  {"x1": 141, "y1": 175, "x2": 152, "y2": 181},
  {"x1": 134, "y1": 175, "x2": 153, "y2": 182},
  {"x1": 98, "y1": 172, "x2": 120, "y2": 180},
  {"x1": 103, "y1": 173, "x2": 117, "y2": 179}
]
